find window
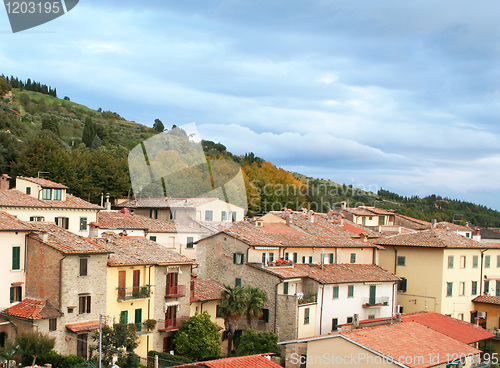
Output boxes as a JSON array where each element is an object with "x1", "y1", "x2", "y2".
[
  {"x1": 284, "y1": 282, "x2": 289, "y2": 295},
  {"x1": 398, "y1": 278, "x2": 407, "y2": 292},
  {"x1": 293, "y1": 253, "x2": 298, "y2": 263},
  {"x1": 368, "y1": 315, "x2": 375, "y2": 320},
  {"x1": 42, "y1": 188, "x2": 51, "y2": 200},
  {"x1": 472, "y1": 281, "x2": 478, "y2": 295},
  {"x1": 67, "y1": 307, "x2": 74, "y2": 313},
  {"x1": 486, "y1": 255, "x2": 491, "y2": 268},
  {"x1": 232, "y1": 211, "x2": 237, "y2": 222},
  {"x1": 259, "y1": 309, "x2": 269, "y2": 323},
  {"x1": 329, "y1": 253, "x2": 335, "y2": 264},
  {"x1": 49, "y1": 318, "x2": 57, "y2": 331},
  {"x1": 485, "y1": 280, "x2": 490, "y2": 294},
  {"x1": 150, "y1": 209, "x2": 158, "y2": 219},
  {"x1": 466, "y1": 233, "x2": 470, "y2": 238},
  {"x1": 397, "y1": 256, "x2": 406, "y2": 266},
  {"x1": 25, "y1": 187, "x2": 31, "y2": 195},
  {"x1": 221, "y1": 211, "x2": 231, "y2": 221},
  {"x1": 262, "y1": 252, "x2": 274, "y2": 265},
  {"x1": 460, "y1": 256, "x2": 466, "y2": 268},
  {"x1": 170, "y1": 209, "x2": 176, "y2": 220},
  {"x1": 135, "y1": 309, "x2": 142, "y2": 331},
  {"x1": 458, "y1": 313, "x2": 464, "y2": 320},
  {"x1": 12, "y1": 246, "x2": 20, "y2": 270},
  {"x1": 205, "y1": 210, "x2": 213, "y2": 221},
  {"x1": 350, "y1": 253, "x2": 356, "y2": 264},
  {"x1": 333, "y1": 286, "x2": 339, "y2": 299},
  {"x1": 301, "y1": 256, "x2": 312, "y2": 264},
  {"x1": 447, "y1": 282, "x2": 453, "y2": 297},
  {"x1": 216, "y1": 305, "x2": 222, "y2": 318},
  {"x1": 235, "y1": 278, "x2": 241, "y2": 287},
  {"x1": 285, "y1": 252, "x2": 291, "y2": 261},
  {"x1": 347, "y1": 317, "x2": 353, "y2": 323},
  {"x1": 448, "y1": 256, "x2": 454, "y2": 269},
  {"x1": 120, "y1": 311, "x2": 128, "y2": 324},
  {"x1": 79, "y1": 258, "x2": 88, "y2": 277},
  {"x1": 348, "y1": 285, "x2": 354, "y2": 298},
  {"x1": 304, "y1": 308, "x2": 310, "y2": 324},
  {"x1": 331, "y1": 318, "x2": 338, "y2": 331},
  {"x1": 497, "y1": 281, "x2": 500, "y2": 297},
  {"x1": 187, "y1": 237, "x2": 194, "y2": 248},
  {"x1": 497, "y1": 255, "x2": 500, "y2": 268},
  {"x1": 29, "y1": 216, "x2": 44, "y2": 221},
  {"x1": 10, "y1": 286, "x2": 22, "y2": 303},
  {"x1": 233, "y1": 253, "x2": 245, "y2": 265},
  {"x1": 53, "y1": 189, "x2": 62, "y2": 201},
  {"x1": 459, "y1": 282, "x2": 465, "y2": 296},
  {"x1": 473, "y1": 255, "x2": 479, "y2": 268},
  {"x1": 80, "y1": 217, "x2": 87, "y2": 231},
  {"x1": 79, "y1": 295, "x2": 91, "y2": 314},
  {"x1": 55, "y1": 217, "x2": 69, "y2": 230},
  {"x1": 76, "y1": 334, "x2": 87, "y2": 359},
  {"x1": 150, "y1": 236, "x2": 157, "y2": 242}
]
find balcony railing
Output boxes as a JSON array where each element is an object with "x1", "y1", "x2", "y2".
[
  {"x1": 157, "y1": 317, "x2": 188, "y2": 331},
  {"x1": 298, "y1": 293, "x2": 317, "y2": 305},
  {"x1": 165, "y1": 285, "x2": 186, "y2": 298},
  {"x1": 362, "y1": 296, "x2": 389, "y2": 307},
  {"x1": 117, "y1": 285, "x2": 151, "y2": 301}
]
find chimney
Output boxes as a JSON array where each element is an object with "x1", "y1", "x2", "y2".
[
  {"x1": 339, "y1": 213, "x2": 345, "y2": 226},
  {"x1": 396, "y1": 313, "x2": 402, "y2": 323},
  {"x1": 0, "y1": 174, "x2": 11, "y2": 190},
  {"x1": 431, "y1": 219, "x2": 437, "y2": 229},
  {"x1": 105, "y1": 193, "x2": 111, "y2": 211},
  {"x1": 473, "y1": 228, "x2": 482, "y2": 242},
  {"x1": 360, "y1": 233, "x2": 368, "y2": 242},
  {"x1": 121, "y1": 208, "x2": 130, "y2": 215},
  {"x1": 353, "y1": 314, "x2": 359, "y2": 329},
  {"x1": 308, "y1": 210, "x2": 315, "y2": 223},
  {"x1": 340, "y1": 201, "x2": 346, "y2": 211},
  {"x1": 40, "y1": 232, "x2": 48, "y2": 242},
  {"x1": 284, "y1": 209, "x2": 291, "y2": 227}
]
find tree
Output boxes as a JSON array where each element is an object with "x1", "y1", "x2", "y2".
[
  {"x1": 220, "y1": 285, "x2": 247, "y2": 356},
  {"x1": 245, "y1": 286, "x2": 267, "y2": 330},
  {"x1": 13, "y1": 331, "x2": 55, "y2": 366},
  {"x1": 91, "y1": 323, "x2": 138, "y2": 367},
  {"x1": 82, "y1": 117, "x2": 98, "y2": 148},
  {"x1": 237, "y1": 329, "x2": 280, "y2": 357},
  {"x1": 153, "y1": 119, "x2": 164, "y2": 132},
  {"x1": 0, "y1": 77, "x2": 9, "y2": 96},
  {"x1": 41, "y1": 115, "x2": 60, "y2": 136},
  {"x1": 173, "y1": 312, "x2": 221, "y2": 361}
]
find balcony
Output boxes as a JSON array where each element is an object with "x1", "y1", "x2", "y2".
[
  {"x1": 298, "y1": 293, "x2": 317, "y2": 305},
  {"x1": 362, "y1": 296, "x2": 389, "y2": 307},
  {"x1": 157, "y1": 317, "x2": 188, "y2": 331},
  {"x1": 165, "y1": 285, "x2": 186, "y2": 298},
  {"x1": 117, "y1": 285, "x2": 151, "y2": 301}
]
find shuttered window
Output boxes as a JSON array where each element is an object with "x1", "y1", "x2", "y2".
[{"x1": 12, "y1": 246, "x2": 20, "y2": 270}]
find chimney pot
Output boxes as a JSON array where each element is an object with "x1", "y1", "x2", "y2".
[
  {"x1": 431, "y1": 219, "x2": 437, "y2": 229},
  {"x1": 353, "y1": 314, "x2": 359, "y2": 329},
  {"x1": 0, "y1": 174, "x2": 11, "y2": 191}
]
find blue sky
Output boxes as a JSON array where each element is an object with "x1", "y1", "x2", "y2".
[{"x1": 2, "y1": 1, "x2": 500, "y2": 210}]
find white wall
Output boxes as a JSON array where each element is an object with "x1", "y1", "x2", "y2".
[{"x1": 0, "y1": 230, "x2": 29, "y2": 309}]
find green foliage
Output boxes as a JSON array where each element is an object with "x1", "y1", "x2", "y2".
[
  {"x1": 41, "y1": 115, "x2": 60, "y2": 136},
  {"x1": 153, "y1": 119, "x2": 164, "y2": 132},
  {"x1": 11, "y1": 331, "x2": 55, "y2": 366},
  {"x1": 237, "y1": 329, "x2": 280, "y2": 357},
  {"x1": 0, "y1": 77, "x2": 10, "y2": 96},
  {"x1": 91, "y1": 323, "x2": 138, "y2": 367},
  {"x1": 220, "y1": 285, "x2": 248, "y2": 356},
  {"x1": 38, "y1": 351, "x2": 86, "y2": 368},
  {"x1": 148, "y1": 351, "x2": 193, "y2": 367},
  {"x1": 82, "y1": 117, "x2": 98, "y2": 148},
  {"x1": 245, "y1": 285, "x2": 267, "y2": 330},
  {"x1": 173, "y1": 312, "x2": 221, "y2": 361}
]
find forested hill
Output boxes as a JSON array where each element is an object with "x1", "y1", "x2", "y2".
[{"x1": 1, "y1": 75, "x2": 500, "y2": 227}]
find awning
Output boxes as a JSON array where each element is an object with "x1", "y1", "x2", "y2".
[{"x1": 66, "y1": 320, "x2": 100, "y2": 333}]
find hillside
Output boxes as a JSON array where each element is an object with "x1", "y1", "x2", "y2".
[{"x1": 1, "y1": 76, "x2": 500, "y2": 227}]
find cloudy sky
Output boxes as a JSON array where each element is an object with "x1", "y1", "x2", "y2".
[{"x1": 2, "y1": 1, "x2": 500, "y2": 209}]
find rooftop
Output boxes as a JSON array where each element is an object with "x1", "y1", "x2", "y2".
[
  {"x1": 435, "y1": 221, "x2": 472, "y2": 232},
  {"x1": 3, "y1": 298, "x2": 62, "y2": 320},
  {"x1": 374, "y1": 229, "x2": 499, "y2": 249},
  {"x1": 0, "y1": 210, "x2": 33, "y2": 231},
  {"x1": 0, "y1": 189, "x2": 103, "y2": 210},
  {"x1": 92, "y1": 233, "x2": 194, "y2": 266},
  {"x1": 343, "y1": 206, "x2": 395, "y2": 217},
  {"x1": 192, "y1": 279, "x2": 224, "y2": 302},
  {"x1": 66, "y1": 320, "x2": 100, "y2": 333},
  {"x1": 174, "y1": 354, "x2": 281, "y2": 368},
  {"x1": 116, "y1": 197, "x2": 229, "y2": 209},
  {"x1": 473, "y1": 294, "x2": 500, "y2": 306},
  {"x1": 260, "y1": 263, "x2": 399, "y2": 284},
  {"x1": 17, "y1": 176, "x2": 69, "y2": 189},
  {"x1": 28, "y1": 222, "x2": 109, "y2": 254}
]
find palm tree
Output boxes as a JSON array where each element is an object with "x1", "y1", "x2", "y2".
[
  {"x1": 245, "y1": 285, "x2": 267, "y2": 330},
  {"x1": 220, "y1": 285, "x2": 247, "y2": 356}
]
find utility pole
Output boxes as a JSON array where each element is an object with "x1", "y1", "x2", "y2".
[{"x1": 99, "y1": 314, "x2": 104, "y2": 368}]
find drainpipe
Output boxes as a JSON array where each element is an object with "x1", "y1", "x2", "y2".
[
  {"x1": 147, "y1": 265, "x2": 152, "y2": 354},
  {"x1": 59, "y1": 254, "x2": 67, "y2": 309},
  {"x1": 394, "y1": 248, "x2": 398, "y2": 274},
  {"x1": 480, "y1": 250, "x2": 487, "y2": 295},
  {"x1": 319, "y1": 284, "x2": 325, "y2": 334},
  {"x1": 274, "y1": 280, "x2": 282, "y2": 334}
]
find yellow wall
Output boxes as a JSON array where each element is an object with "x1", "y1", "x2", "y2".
[{"x1": 297, "y1": 303, "x2": 317, "y2": 339}]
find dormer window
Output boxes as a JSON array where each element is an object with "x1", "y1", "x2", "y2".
[
  {"x1": 42, "y1": 188, "x2": 51, "y2": 200},
  {"x1": 53, "y1": 189, "x2": 62, "y2": 201}
]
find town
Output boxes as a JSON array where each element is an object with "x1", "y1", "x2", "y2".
[{"x1": 0, "y1": 173, "x2": 498, "y2": 368}]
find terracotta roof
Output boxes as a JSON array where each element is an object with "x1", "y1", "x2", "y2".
[
  {"x1": 260, "y1": 263, "x2": 399, "y2": 284},
  {"x1": 92, "y1": 233, "x2": 194, "y2": 266},
  {"x1": 192, "y1": 279, "x2": 224, "y2": 302},
  {"x1": 480, "y1": 228, "x2": 500, "y2": 240},
  {"x1": 93, "y1": 211, "x2": 148, "y2": 230},
  {"x1": 401, "y1": 311, "x2": 494, "y2": 344},
  {"x1": 174, "y1": 354, "x2": 281, "y2": 368},
  {"x1": 66, "y1": 320, "x2": 100, "y2": 333},
  {"x1": 473, "y1": 294, "x2": 500, "y2": 305},
  {"x1": 0, "y1": 190, "x2": 102, "y2": 209},
  {"x1": 374, "y1": 229, "x2": 500, "y2": 249},
  {"x1": 394, "y1": 214, "x2": 431, "y2": 230},
  {"x1": 342, "y1": 322, "x2": 481, "y2": 368},
  {"x1": 435, "y1": 221, "x2": 472, "y2": 232},
  {"x1": 28, "y1": 222, "x2": 109, "y2": 254},
  {"x1": 3, "y1": 298, "x2": 62, "y2": 320},
  {"x1": 116, "y1": 197, "x2": 223, "y2": 209},
  {"x1": 17, "y1": 176, "x2": 69, "y2": 189},
  {"x1": 343, "y1": 206, "x2": 394, "y2": 217},
  {"x1": 0, "y1": 210, "x2": 33, "y2": 231}
]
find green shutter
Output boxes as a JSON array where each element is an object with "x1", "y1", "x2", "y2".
[
  {"x1": 235, "y1": 278, "x2": 241, "y2": 287},
  {"x1": 329, "y1": 253, "x2": 334, "y2": 264},
  {"x1": 10, "y1": 287, "x2": 14, "y2": 303},
  {"x1": 285, "y1": 252, "x2": 289, "y2": 261},
  {"x1": 12, "y1": 247, "x2": 20, "y2": 270},
  {"x1": 304, "y1": 308, "x2": 310, "y2": 324},
  {"x1": 135, "y1": 309, "x2": 142, "y2": 331},
  {"x1": 333, "y1": 286, "x2": 339, "y2": 299},
  {"x1": 496, "y1": 281, "x2": 500, "y2": 297},
  {"x1": 369, "y1": 285, "x2": 376, "y2": 305},
  {"x1": 284, "y1": 282, "x2": 289, "y2": 295},
  {"x1": 233, "y1": 253, "x2": 237, "y2": 264},
  {"x1": 120, "y1": 311, "x2": 128, "y2": 324},
  {"x1": 241, "y1": 254, "x2": 245, "y2": 263},
  {"x1": 187, "y1": 237, "x2": 194, "y2": 248},
  {"x1": 293, "y1": 253, "x2": 298, "y2": 263},
  {"x1": 270, "y1": 253, "x2": 274, "y2": 262}
]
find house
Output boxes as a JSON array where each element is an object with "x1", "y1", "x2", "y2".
[
  {"x1": 393, "y1": 214, "x2": 431, "y2": 231},
  {"x1": 115, "y1": 197, "x2": 245, "y2": 224},
  {"x1": 472, "y1": 295, "x2": 500, "y2": 351},
  {"x1": 375, "y1": 229, "x2": 500, "y2": 321},
  {"x1": 0, "y1": 211, "x2": 33, "y2": 309},
  {"x1": 0, "y1": 175, "x2": 102, "y2": 236},
  {"x1": 280, "y1": 321, "x2": 483, "y2": 368},
  {"x1": 341, "y1": 206, "x2": 395, "y2": 228},
  {"x1": 435, "y1": 221, "x2": 473, "y2": 239},
  {"x1": 3, "y1": 222, "x2": 110, "y2": 359},
  {"x1": 91, "y1": 233, "x2": 195, "y2": 356},
  {"x1": 173, "y1": 354, "x2": 282, "y2": 368},
  {"x1": 90, "y1": 210, "x2": 208, "y2": 259}
]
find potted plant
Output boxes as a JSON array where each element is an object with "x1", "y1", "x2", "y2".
[{"x1": 145, "y1": 319, "x2": 157, "y2": 331}]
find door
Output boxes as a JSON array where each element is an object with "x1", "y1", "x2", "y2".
[
  {"x1": 135, "y1": 308, "x2": 142, "y2": 332},
  {"x1": 369, "y1": 285, "x2": 376, "y2": 305},
  {"x1": 133, "y1": 270, "x2": 140, "y2": 297},
  {"x1": 166, "y1": 272, "x2": 178, "y2": 295},
  {"x1": 165, "y1": 305, "x2": 177, "y2": 327},
  {"x1": 118, "y1": 271, "x2": 126, "y2": 299}
]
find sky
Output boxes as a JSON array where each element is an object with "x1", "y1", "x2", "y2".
[{"x1": 1, "y1": 1, "x2": 500, "y2": 210}]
